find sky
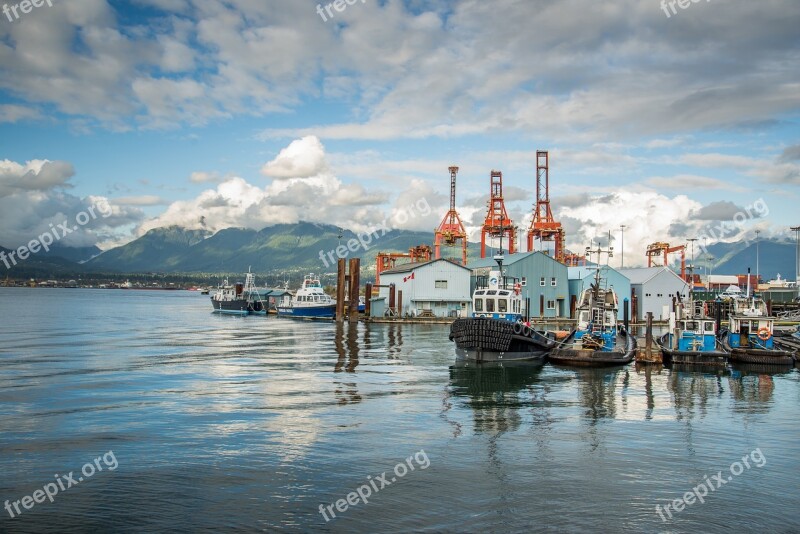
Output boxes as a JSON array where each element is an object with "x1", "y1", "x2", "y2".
[{"x1": 1, "y1": 0, "x2": 799, "y2": 268}]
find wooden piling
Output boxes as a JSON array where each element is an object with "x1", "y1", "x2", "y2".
[
  {"x1": 348, "y1": 258, "x2": 360, "y2": 322},
  {"x1": 365, "y1": 283, "x2": 372, "y2": 317},
  {"x1": 336, "y1": 258, "x2": 346, "y2": 322},
  {"x1": 398, "y1": 290, "x2": 403, "y2": 316}
]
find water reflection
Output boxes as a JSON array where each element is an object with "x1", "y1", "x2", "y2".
[
  {"x1": 448, "y1": 361, "x2": 544, "y2": 433},
  {"x1": 727, "y1": 368, "x2": 780, "y2": 414},
  {"x1": 667, "y1": 365, "x2": 729, "y2": 421},
  {"x1": 333, "y1": 322, "x2": 361, "y2": 405}
]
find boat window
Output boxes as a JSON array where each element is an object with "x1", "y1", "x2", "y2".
[
  {"x1": 705, "y1": 322, "x2": 714, "y2": 331},
  {"x1": 474, "y1": 298, "x2": 483, "y2": 312},
  {"x1": 475, "y1": 290, "x2": 485, "y2": 296},
  {"x1": 487, "y1": 291, "x2": 497, "y2": 296},
  {"x1": 685, "y1": 321, "x2": 697, "y2": 331},
  {"x1": 486, "y1": 299, "x2": 495, "y2": 312},
  {"x1": 498, "y1": 299, "x2": 507, "y2": 313}
]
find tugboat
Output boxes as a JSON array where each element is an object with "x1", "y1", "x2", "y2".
[
  {"x1": 210, "y1": 269, "x2": 266, "y2": 315},
  {"x1": 719, "y1": 273, "x2": 795, "y2": 366},
  {"x1": 276, "y1": 274, "x2": 336, "y2": 319},
  {"x1": 449, "y1": 251, "x2": 556, "y2": 363},
  {"x1": 548, "y1": 243, "x2": 636, "y2": 367},
  {"x1": 210, "y1": 277, "x2": 249, "y2": 315},
  {"x1": 657, "y1": 266, "x2": 728, "y2": 365}
]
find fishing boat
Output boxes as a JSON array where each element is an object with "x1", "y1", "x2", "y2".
[
  {"x1": 276, "y1": 274, "x2": 336, "y2": 319},
  {"x1": 210, "y1": 269, "x2": 266, "y2": 315},
  {"x1": 719, "y1": 290, "x2": 795, "y2": 366},
  {"x1": 449, "y1": 252, "x2": 556, "y2": 363},
  {"x1": 548, "y1": 244, "x2": 636, "y2": 367},
  {"x1": 657, "y1": 269, "x2": 727, "y2": 365}
]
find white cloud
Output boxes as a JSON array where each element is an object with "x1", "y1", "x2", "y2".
[
  {"x1": 0, "y1": 159, "x2": 75, "y2": 197},
  {"x1": 138, "y1": 137, "x2": 394, "y2": 235},
  {"x1": 260, "y1": 136, "x2": 329, "y2": 179}
]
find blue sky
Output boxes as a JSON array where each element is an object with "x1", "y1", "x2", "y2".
[{"x1": 1, "y1": 0, "x2": 798, "y2": 267}]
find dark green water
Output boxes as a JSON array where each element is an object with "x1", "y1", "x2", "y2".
[{"x1": 0, "y1": 288, "x2": 798, "y2": 533}]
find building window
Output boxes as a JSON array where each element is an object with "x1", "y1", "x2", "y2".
[
  {"x1": 521, "y1": 277, "x2": 527, "y2": 286},
  {"x1": 546, "y1": 300, "x2": 556, "y2": 310},
  {"x1": 540, "y1": 277, "x2": 546, "y2": 286},
  {"x1": 435, "y1": 280, "x2": 447, "y2": 289},
  {"x1": 551, "y1": 277, "x2": 557, "y2": 286}
]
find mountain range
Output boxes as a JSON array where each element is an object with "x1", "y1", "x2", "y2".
[{"x1": 1, "y1": 223, "x2": 797, "y2": 282}]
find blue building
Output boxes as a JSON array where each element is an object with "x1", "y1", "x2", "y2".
[
  {"x1": 467, "y1": 251, "x2": 569, "y2": 318},
  {"x1": 568, "y1": 265, "x2": 632, "y2": 320}
]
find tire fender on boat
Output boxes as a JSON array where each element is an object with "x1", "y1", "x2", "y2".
[
  {"x1": 521, "y1": 325, "x2": 531, "y2": 337},
  {"x1": 513, "y1": 322, "x2": 523, "y2": 335}
]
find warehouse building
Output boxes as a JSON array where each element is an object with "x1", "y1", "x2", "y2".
[
  {"x1": 467, "y1": 251, "x2": 569, "y2": 318},
  {"x1": 377, "y1": 258, "x2": 472, "y2": 318},
  {"x1": 568, "y1": 265, "x2": 631, "y2": 320},
  {"x1": 619, "y1": 266, "x2": 689, "y2": 321}
]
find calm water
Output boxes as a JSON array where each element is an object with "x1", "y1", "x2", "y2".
[{"x1": 0, "y1": 288, "x2": 798, "y2": 533}]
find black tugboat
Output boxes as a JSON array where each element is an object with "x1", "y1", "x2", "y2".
[
  {"x1": 449, "y1": 252, "x2": 555, "y2": 363},
  {"x1": 548, "y1": 242, "x2": 636, "y2": 367},
  {"x1": 210, "y1": 269, "x2": 266, "y2": 315},
  {"x1": 657, "y1": 265, "x2": 728, "y2": 366},
  {"x1": 719, "y1": 284, "x2": 795, "y2": 366}
]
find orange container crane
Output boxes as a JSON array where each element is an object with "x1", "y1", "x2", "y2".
[
  {"x1": 434, "y1": 166, "x2": 468, "y2": 265},
  {"x1": 480, "y1": 170, "x2": 516, "y2": 258},
  {"x1": 375, "y1": 245, "x2": 432, "y2": 285},
  {"x1": 646, "y1": 242, "x2": 686, "y2": 279},
  {"x1": 526, "y1": 150, "x2": 565, "y2": 262}
]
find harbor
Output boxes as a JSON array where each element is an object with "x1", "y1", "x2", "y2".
[{"x1": 1, "y1": 287, "x2": 799, "y2": 532}]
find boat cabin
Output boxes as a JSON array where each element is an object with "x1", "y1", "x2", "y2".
[
  {"x1": 471, "y1": 270, "x2": 523, "y2": 322},
  {"x1": 667, "y1": 319, "x2": 717, "y2": 352},
  {"x1": 728, "y1": 296, "x2": 775, "y2": 349}
]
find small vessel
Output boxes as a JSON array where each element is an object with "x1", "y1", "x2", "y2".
[
  {"x1": 210, "y1": 278, "x2": 248, "y2": 315},
  {"x1": 210, "y1": 269, "x2": 266, "y2": 315},
  {"x1": 548, "y1": 243, "x2": 636, "y2": 367},
  {"x1": 276, "y1": 274, "x2": 336, "y2": 319},
  {"x1": 449, "y1": 252, "x2": 555, "y2": 363},
  {"x1": 657, "y1": 269, "x2": 727, "y2": 366},
  {"x1": 719, "y1": 285, "x2": 795, "y2": 366}
]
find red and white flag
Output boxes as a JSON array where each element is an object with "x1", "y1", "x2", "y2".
[{"x1": 403, "y1": 272, "x2": 415, "y2": 283}]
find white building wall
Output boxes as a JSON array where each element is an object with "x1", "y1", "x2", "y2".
[
  {"x1": 378, "y1": 260, "x2": 472, "y2": 317},
  {"x1": 635, "y1": 270, "x2": 689, "y2": 320}
]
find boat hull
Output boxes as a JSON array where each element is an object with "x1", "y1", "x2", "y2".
[
  {"x1": 276, "y1": 304, "x2": 336, "y2": 319},
  {"x1": 657, "y1": 333, "x2": 728, "y2": 365},
  {"x1": 719, "y1": 331, "x2": 795, "y2": 365},
  {"x1": 549, "y1": 328, "x2": 636, "y2": 367},
  {"x1": 211, "y1": 296, "x2": 249, "y2": 315},
  {"x1": 449, "y1": 317, "x2": 555, "y2": 363}
]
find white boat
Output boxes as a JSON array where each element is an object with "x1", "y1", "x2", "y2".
[{"x1": 276, "y1": 274, "x2": 336, "y2": 319}]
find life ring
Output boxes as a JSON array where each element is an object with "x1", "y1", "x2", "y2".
[
  {"x1": 757, "y1": 328, "x2": 770, "y2": 341},
  {"x1": 513, "y1": 322, "x2": 523, "y2": 335},
  {"x1": 513, "y1": 283, "x2": 521, "y2": 295},
  {"x1": 703, "y1": 302, "x2": 708, "y2": 315}
]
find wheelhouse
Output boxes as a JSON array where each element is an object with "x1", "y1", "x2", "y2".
[{"x1": 471, "y1": 269, "x2": 523, "y2": 322}]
